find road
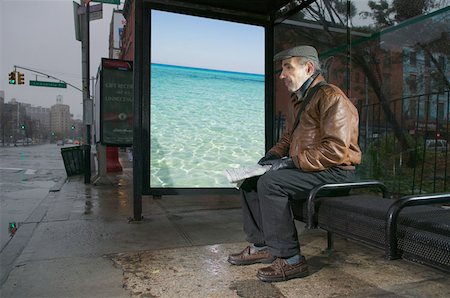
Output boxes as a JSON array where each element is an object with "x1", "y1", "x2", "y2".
[{"x1": 0, "y1": 143, "x2": 67, "y2": 250}]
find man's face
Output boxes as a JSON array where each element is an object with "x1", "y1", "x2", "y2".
[{"x1": 279, "y1": 57, "x2": 313, "y2": 93}]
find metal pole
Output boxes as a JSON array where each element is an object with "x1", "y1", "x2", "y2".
[
  {"x1": 365, "y1": 75, "x2": 369, "y2": 148},
  {"x1": 91, "y1": 76, "x2": 95, "y2": 143},
  {"x1": 266, "y1": 20, "x2": 274, "y2": 150},
  {"x1": 133, "y1": 0, "x2": 143, "y2": 221},
  {"x1": 17, "y1": 102, "x2": 19, "y2": 136},
  {"x1": 91, "y1": 76, "x2": 95, "y2": 99},
  {"x1": 13, "y1": 65, "x2": 83, "y2": 93},
  {"x1": 82, "y1": 0, "x2": 91, "y2": 184},
  {"x1": 346, "y1": 0, "x2": 351, "y2": 97}
]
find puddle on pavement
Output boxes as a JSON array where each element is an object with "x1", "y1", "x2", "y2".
[{"x1": 84, "y1": 201, "x2": 93, "y2": 215}]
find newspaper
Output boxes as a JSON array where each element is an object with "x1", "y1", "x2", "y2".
[{"x1": 224, "y1": 165, "x2": 271, "y2": 188}]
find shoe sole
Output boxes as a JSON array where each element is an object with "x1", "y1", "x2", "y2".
[
  {"x1": 227, "y1": 257, "x2": 276, "y2": 266},
  {"x1": 256, "y1": 270, "x2": 309, "y2": 282}
]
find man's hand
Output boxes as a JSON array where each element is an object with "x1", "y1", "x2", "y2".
[
  {"x1": 257, "y1": 152, "x2": 280, "y2": 165},
  {"x1": 259, "y1": 157, "x2": 295, "y2": 171}
]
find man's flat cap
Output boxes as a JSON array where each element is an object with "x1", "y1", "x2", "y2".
[{"x1": 274, "y1": 45, "x2": 319, "y2": 62}]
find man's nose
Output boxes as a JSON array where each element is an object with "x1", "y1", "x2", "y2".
[{"x1": 279, "y1": 70, "x2": 286, "y2": 79}]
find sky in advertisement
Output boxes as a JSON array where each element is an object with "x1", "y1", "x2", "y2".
[
  {"x1": 0, "y1": 0, "x2": 265, "y2": 120},
  {"x1": 150, "y1": 10, "x2": 265, "y2": 74}
]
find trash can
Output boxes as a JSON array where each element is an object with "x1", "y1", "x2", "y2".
[{"x1": 61, "y1": 145, "x2": 85, "y2": 176}]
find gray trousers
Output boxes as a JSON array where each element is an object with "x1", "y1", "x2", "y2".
[{"x1": 240, "y1": 167, "x2": 356, "y2": 258}]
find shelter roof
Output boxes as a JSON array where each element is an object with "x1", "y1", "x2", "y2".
[{"x1": 142, "y1": 0, "x2": 304, "y2": 24}]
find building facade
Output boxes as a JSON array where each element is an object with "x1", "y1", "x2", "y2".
[
  {"x1": 25, "y1": 105, "x2": 51, "y2": 142},
  {"x1": 26, "y1": 105, "x2": 50, "y2": 130},
  {"x1": 50, "y1": 96, "x2": 71, "y2": 139},
  {"x1": 109, "y1": 9, "x2": 126, "y2": 59},
  {"x1": 1, "y1": 99, "x2": 27, "y2": 144},
  {"x1": 120, "y1": 0, "x2": 135, "y2": 61}
]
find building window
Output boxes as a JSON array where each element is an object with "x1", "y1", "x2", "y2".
[
  {"x1": 424, "y1": 75, "x2": 431, "y2": 94},
  {"x1": 410, "y1": 98, "x2": 417, "y2": 118},
  {"x1": 384, "y1": 51, "x2": 391, "y2": 65},
  {"x1": 425, "y1": 98, "x2": 431, "y2": 119},
  {"x1": 438, "y1": 102, "x2": 444, "y2": 122},
  {"x1": 354, "y1": 71, "x2": 360, "y2": 83},
  {"x1": 410, "y1": 51, "x2": 417, "y2": 66},
  {"x1": 424, "y1": 53, "x2": 430, "y2": 67},
  {"x1": 439, "y1": 56, "x2": 445, "y2": 70},
  {"x1": 383, "y1": 73, "x2": 391, "y2": 98},
  {"x1": 438, "y1": 56, "x2": 445, "y2": 93},
  {"x1": 409, "y1": 74, "x2": 417, "y2": 95}
]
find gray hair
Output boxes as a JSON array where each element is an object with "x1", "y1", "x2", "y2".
[{"x1": 298, "y1": 57, "x2": 322, "y2": 73}]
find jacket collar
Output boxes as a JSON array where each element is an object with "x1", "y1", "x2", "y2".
[{"x1": 292, "y1": 73, "x2": 325, "y2": 101}]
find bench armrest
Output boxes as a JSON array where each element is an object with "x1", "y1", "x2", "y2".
[
  {"x1": 306, "y1": 181, "x2": 389, "y2": 229},
  {"x1": 385, "y1": 193, "x2": 450, "y2": 260}
]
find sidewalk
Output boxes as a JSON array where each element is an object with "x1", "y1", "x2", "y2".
[{"x1": 1, "y1": 158, "x2": 449, "y2": 297}]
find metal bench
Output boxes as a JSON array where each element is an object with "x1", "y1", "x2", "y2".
[{"x1": 291, "y1": 181, "x2": 450, "y2": 273}]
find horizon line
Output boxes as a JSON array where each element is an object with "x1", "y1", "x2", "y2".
[{"x1": 151, "y1": 62, "x2": 264, "y2": 76}]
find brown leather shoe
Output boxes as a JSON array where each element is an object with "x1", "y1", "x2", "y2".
[
  {"x1": 227, "y1": 246, "x2": 276, "y2": 266},
  {"x1": 256, "y1": 256, "x2": 309, "y2": 282}
]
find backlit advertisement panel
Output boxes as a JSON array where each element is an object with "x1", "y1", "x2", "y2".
[
  {"x1": 150, "y1": 11, "x2": 265, "y2": 189},
  {"x1": 100, "y1": 58, "x2": 133, "y2": 146}
]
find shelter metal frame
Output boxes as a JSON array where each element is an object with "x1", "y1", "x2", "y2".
[{"x1": 132, "y1": 0, "x2": 316, "y2": 218}]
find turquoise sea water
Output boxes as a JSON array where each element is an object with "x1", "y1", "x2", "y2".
[{"x1": 150, "y1": 64, "x2": 265, "y2": 188}]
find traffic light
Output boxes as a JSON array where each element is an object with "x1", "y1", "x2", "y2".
[
  {"x1": 71, "y1": 125, "x2": 75, "y2": 130},
  {"x1": 20, "y1": 124, "x2": 25, "y2": 129},
  {"x1": 8, "y1": 71, "x2": 16, "y2": 84},
  {"x1": 17, "y1": 72, "x2": 25, "y2": 85}
]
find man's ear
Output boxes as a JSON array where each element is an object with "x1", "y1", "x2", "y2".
[{"x1": 306, "y1": 61, "x2": 315, "y2": 75}]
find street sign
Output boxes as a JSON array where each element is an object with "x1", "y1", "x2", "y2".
[
  {"x1": 89, "y1": 10, "x2": 103, "y2": 21},
  {"x1": 30, "y1": 80, "x2": 67, "y2": 88},
  {"x1": 73, "y1": 1, "x2": 81, "y2": 41},
  {"x1": 92, "y1": 0, "x2": 119, "y2": 4},
  {"x1": 78, "y1": 3, "x2": 102, "y2": 14},
  {"x1": 77, "y1": 3, "x2": 103, "y2": 21}
]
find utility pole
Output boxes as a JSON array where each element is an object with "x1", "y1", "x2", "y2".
[{"x1": 81, "y1": 0, "x2": 91, "y2": 184}]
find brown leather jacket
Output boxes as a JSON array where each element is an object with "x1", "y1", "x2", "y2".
[{"x1": 269, "y1": 75, "x2": 362, "y2": 171}]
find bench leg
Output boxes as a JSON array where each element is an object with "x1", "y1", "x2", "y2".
[{"x1": 327, "y1": 231, "x2": 335, "y2": 252}]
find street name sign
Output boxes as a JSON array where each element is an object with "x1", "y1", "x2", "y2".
[
  {"x1": 92, "y1": 0, "x2": 120, "y2": 4},
  {"x1": 30, "y1": 81, "x2": 67, "y2": 88},
  {"x1": 77, "y1": 3, "x2": 103, "y2": 21},
  {"x1": 89, "y1": 10, "x2": 103, "y2": 21}
]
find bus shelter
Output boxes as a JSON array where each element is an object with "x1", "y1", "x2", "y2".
[
  {"x1": 131, "y1": 0, "x2": 450, "y2": 220},
  {"x1": 131, "y1": 0, "x2": 315, "y2": 219}
]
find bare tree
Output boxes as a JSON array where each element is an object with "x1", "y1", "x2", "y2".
[{"x1": 275, "y1": 0, "x2": 449, "y2": 165}]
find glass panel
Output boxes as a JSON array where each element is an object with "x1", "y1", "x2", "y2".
[
  {"x1": 150, "y1": 10, "x2": 265, "y2": 188},
  {"x1": 274, "y1": 1, "x2": 450, "y2": 195}
]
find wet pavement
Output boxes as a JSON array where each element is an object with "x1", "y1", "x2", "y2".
[
  {"x1": 110, "y1": 235, "x2": 450, "y2": 297},
  {"x1": 0, "y1": 144, "x2": 66, "y2": 252},
  {"x1": 1, "y1": 150, "x2": 449, "y2": 297},
  {"x1": 0, "y1": 144, "x2": 65, "y2": 193}
]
